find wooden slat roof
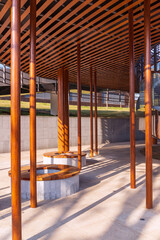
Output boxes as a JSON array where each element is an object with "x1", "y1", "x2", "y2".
[{"x1": 0, "y1": 0, "x2": 160, "y2": 91}]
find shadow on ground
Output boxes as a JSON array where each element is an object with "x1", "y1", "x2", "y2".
[{"x1": 2, "y1": 143, "x2": 160, "y2": 240}]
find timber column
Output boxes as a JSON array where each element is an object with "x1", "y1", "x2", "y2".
[
  {"x1": 64, "y1": 69, "x2": 69, "y2": 152},
  {"x1": 58, "y1": 67, "x2": 69, "y2": 152},
  {"x1": 129, "y1": 7, "x2": 136, "y2": 189},
  {"x1": 94, "y1": 69, "x2": 98, "y2": 155},
  {"x1": 90, "y1": 66, "x2": 93, "y2": 157},
  {"x1": 30, "y1": 0, "x2": 37, "y2": 208},
  {"x1": 144, "y1": 0, "x2": 152, "y2": 209},
  {"x1": 77, "y1": 43, "x2": 81, "y2": 169},
  {"x1": 11, "y1": 0, "x2": 22, "y2": 238}
]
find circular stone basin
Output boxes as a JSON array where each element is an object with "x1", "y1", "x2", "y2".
[
  {"x1": 43, "y1": 151, "x2": 86, "y2": 167},
  {"x1": 8, "y1": 164, "x2": 80, "y2": 201}
]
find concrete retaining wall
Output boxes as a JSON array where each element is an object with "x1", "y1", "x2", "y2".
[
  {"x1": 100, "y1": 118, "x2": 144, "y2": 143},
  {"x1": 138, "y1": 116, "x2": 160, "y2": 137},
  {"x1": 0, "y1": 116, "x2": 144, "y2": 153}
]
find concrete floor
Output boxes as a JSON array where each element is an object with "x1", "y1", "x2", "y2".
[{"x1": 1, "y1": 142, "x2": 160, "y2": 240}]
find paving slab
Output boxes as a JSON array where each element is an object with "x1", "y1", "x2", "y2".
[{"x1": 1, "y1": 142, "x2": 160, "y2": 240}]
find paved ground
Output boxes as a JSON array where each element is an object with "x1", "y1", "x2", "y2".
[{"x1": 1, "y1": 142, "x2": 160, "y2": 240}]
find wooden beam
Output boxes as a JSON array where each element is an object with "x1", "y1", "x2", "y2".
[
  {"x1": 77, "y1": 43, "x2": 82, "y2": 169},
  {"x1": 11, "y1": 0, "x2": 22, "y2": 238},
  {"x1": 129, "y1": 7, "x2": 136, "y2": 189},
  {"x1": 90, "y1": 65, "x2": 93, "y2": 157},
  {"x1": 64, "y1": 69, "x2": 69, "y2": 152},
  {"x1": 1, "y1": 0, "x2": 160, "y2": 91},
  {"x1": 94, "y1": 69, "x2": 98, "y2": 155},
  {"x1": 30, "y1": 0, "x2": 37, "y2": 208},
  {"x1": 144, "y1": 0, "x2": 152, "y2": 209},
  {"x1": 58, "y1": 67, "x2": 65, "y2": 152}
]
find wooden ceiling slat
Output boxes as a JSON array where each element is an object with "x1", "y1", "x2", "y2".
[
  {"x1": 34, "y1": 2, "x2": 159, "y2": 79},
  {"x1": 38, "y1": 45, "x2": 130, "y2": 77},
  {"x1": 0, "y1": 0, "x2": 160, "y2": 91},
  {"x1": 39, "y1": 32, "x2": 160, "y2": 82},
  {"x1": 19, "y1": 0, "x2": 69, "y2": 46},
  {"x1": 23, "y1": 29, "x2": 159, "y2": 82},
  {"x1": 15, "y1": 0, "x2": 117, "y2": 65},
  {"x1": 18, "y1": 0, "x2": 95, "y2": 59},
  {"x1": 32, "y1": 0, "x2": 159, "y2": 71},
  {"x1": 0, "y1": 0, "x2": 27, "y2": 38},
  {"x1": 33, "y1": 0, "x2": 157, "y2": 69},
  {"x1": 0, "y1": 0, "x2": 60, "y2": 57},
  {"x1": 0, "y1": 0, "x2": 51, "y2": 56},
  {"x1": 23, "y1": 4, "x2": 160, "y2": 75},
  {"x1": 21, "y1": 0, "x2": 133, "y2": 65},
  {"x1": 0, "y1": 0, "x2": 11, "y2": 21},
  {"x1": 20, "y1": 0, "x2": 154, "y2": 72},
  {"x1": 20, "y1": 0, "x2": 145, "y2": 71},
  {"x1": 0, "y1": 17, "x2": 10, "y2": 36}
]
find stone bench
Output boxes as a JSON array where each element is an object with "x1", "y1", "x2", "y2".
[{"x1": 8, "y1": 164, "x2": 80, "y2": 201}]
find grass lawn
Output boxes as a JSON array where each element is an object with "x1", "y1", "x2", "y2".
[
  {"x1": 0, "y1": 99, "x2": 131, "y2": 117},
  {"x1": 0, "y1": 100, "x2": 51, "y2": 115},
  {"x1": 0, "y1": 100, "x2": 50, "y2": 109},
  {"x1": 69, "y1": 105, "x2": 130, "y2": 118},
  {"x1": 0, "y1": 99, "x2": 146, "y2": 118}
]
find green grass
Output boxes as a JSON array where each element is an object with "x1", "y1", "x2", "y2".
[
  {"x1": 0, "y1": 99, "x2": 146, "y2": 118},
  {"x1": 135, "y1": 108, "x2": 145, "y2": 117},
  {"x1": 135, "y1": 106, "x2": 158, "y2": 118},
  {"x1": 0, "y1": 100, "x2": 51, "y2": 116},
  {"x1": 69, "y1": 105, "x2": 130, "y2": 118},
  {"x1": 0, "y1": 92, "x2": 29, "y2": 98},
  {"x1": 0, "y1": 100, "x2": 51, "y2": 109},
  {"x1": 70, "y1": 89, "x2": 90, "y2": 94}
]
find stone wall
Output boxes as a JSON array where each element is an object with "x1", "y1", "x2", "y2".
[{"x1": 0, "y1": 116, "x2": 144, "y2": 153}]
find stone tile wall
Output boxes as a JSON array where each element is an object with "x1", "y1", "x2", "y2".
[{"x1": 0, "y1": 116, "x2": 144, "y2": 153}]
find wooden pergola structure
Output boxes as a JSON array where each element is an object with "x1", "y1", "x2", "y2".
[{"x1": 0, "y1": 0, "x2": 159, "y2": 239}]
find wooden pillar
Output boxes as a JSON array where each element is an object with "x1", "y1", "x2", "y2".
[
  {"x1": 11, "y1": 0, "x2": 22, "y2": 238},
  {"x1": 94, "y1": 69, "x2": 98, "y2": 155},
  {"x1": 64, "y1": 69, "x2": 69, "y2": 152},
  {"x1": 155, "y1": 110, "x2": 159, "y2": 139},
  {"x1": 77, "y1": 43, "x2": 81, "y2": 169},
  {"x1": 129, "y1": 7, "x2": 136, "y2": 189},
  {"x1": 30, "y1": 0, "x2": 37, "y2": 208},
  {"x1": 144, "y1": 0, "x2": 152, "y2": 209},
  {"x1": 58, "y1": 67, "x2": 65, "y2": 152},
  {"x1": 58, "y1": 67, "x2": 69, "y2": 153},
  {"x1": 90, "y1": 66, "x2": 93, "y2": 157}
]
